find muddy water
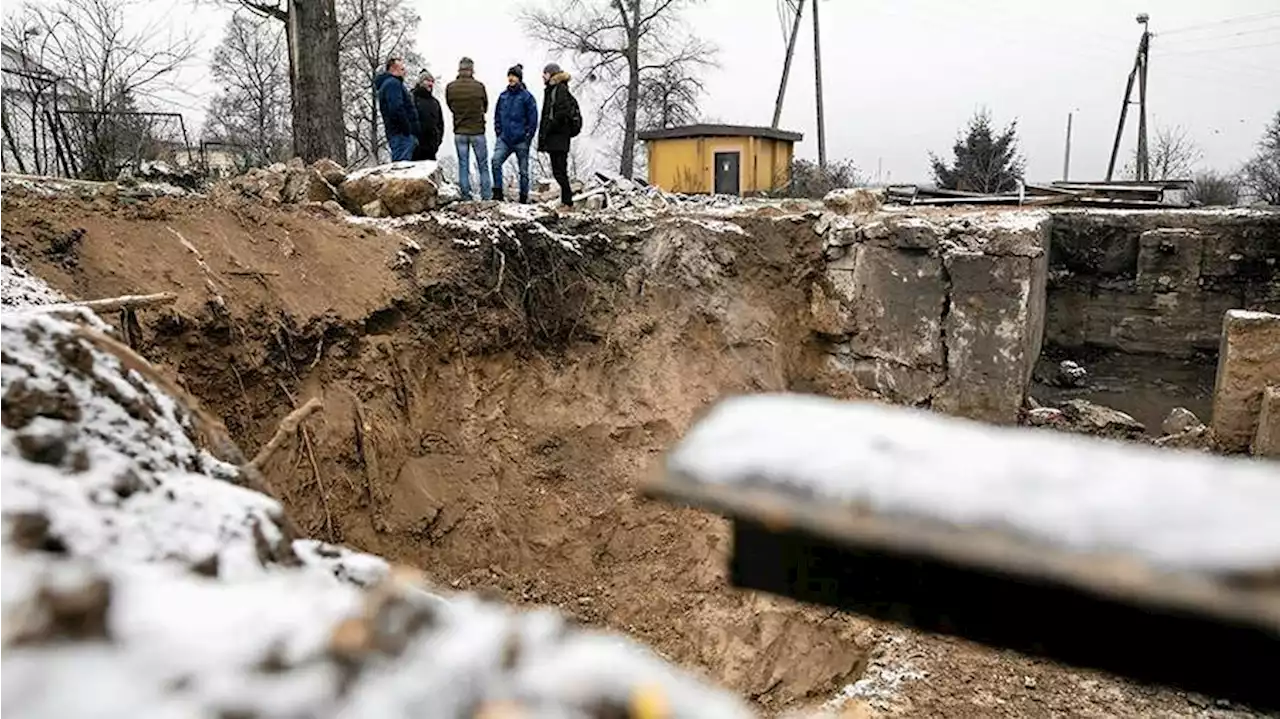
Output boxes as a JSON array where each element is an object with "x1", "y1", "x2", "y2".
[{"x1": 1032, "y1": 350, "x2": 1217, "y2": 434}]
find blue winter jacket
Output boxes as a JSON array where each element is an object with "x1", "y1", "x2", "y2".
[
  {"x1": 494, "y1": 83, "x2": 538, "y2": 147},
  {"x1": 375, "y1": 71, "x2": 420, "y2": 138}
]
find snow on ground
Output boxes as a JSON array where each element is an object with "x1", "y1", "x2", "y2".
[
  {"x1": 667, "y1": 393, "x2": 1280, "y2": 572},
  {"x1": 0, "y1": 267, "x2": 754, "y2": 718}
]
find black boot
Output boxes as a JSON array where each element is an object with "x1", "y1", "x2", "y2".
[{"x1": 492, "y1": 189, "x2": 504, "y2": 201}]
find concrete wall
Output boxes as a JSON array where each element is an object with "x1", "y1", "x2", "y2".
[
  {"x1": 813, "y1": 210, "x2": 1050, "y2": 424},
  {"x1": 1045, "y1": 210, "x2": 1280, "y2": 357}
]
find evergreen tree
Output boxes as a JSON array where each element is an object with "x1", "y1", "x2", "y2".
[
  {"x1": 1241, "y1": 110, "x2": 1280, "y2": 205},
  {"x1": 929, "y1": 109, "x2": 1025, "y2": 193}
]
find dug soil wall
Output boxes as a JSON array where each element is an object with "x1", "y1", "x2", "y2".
[{"x1": 0, "y1": 191, "x2": 869, "y2": 710}]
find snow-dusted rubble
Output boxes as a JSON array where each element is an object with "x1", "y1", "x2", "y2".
[
  {"x1": 667, "y1": 393, "x2": 1280, "y2": 573},
  {"x1": 1, "y1": 268, "x2": 753, "y2": 718}
]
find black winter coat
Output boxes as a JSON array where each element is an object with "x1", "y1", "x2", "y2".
[
  {"x1": 412, "y1": 86, "x2": 444, "y2": 156},
  {"x1": 374, "y1": 71, "x2": 418, "y2": 138},
  {"x1": 538, "y1": 73, "x2": 576, "y2": 153}
]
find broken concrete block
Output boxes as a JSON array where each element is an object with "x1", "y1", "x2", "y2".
[
  {"x1": 832, "y1": 245, "x2": 945, "y2": 367},
  {"x1": 809, "y1": 281, "x2": 849, "y2": 336},
  {"x1": 361, "y1": 199, "x2": 387, "y2": 218},
  {"x1": 339, "y1": 161, "x2": 441, "y2": 217},
  {"x1": 1211, "y1": 310, "x2": 1280, "y2": 453},
  {"x1": 826, "y1": 353, "x2": 942, "y2": 406},
  {"x1": 1026, "y1": 407, "x2": 1065, "y2": 427},
  {"x1": 312, "y1": 158, "x2": 348, "y2": 186},
  {"x1": 1161, "y1": 407, "x2": 1204, "y2": 436},
  {"x1": 860, "y1": 216, "x2": 939, "y2": 251},
  {"x1": 1060, "y1": 399, "x2": 1146, "y2": 438},
  {"x1": 934, "y1": 250, "x2": 1048, "y2": 425},
  {"x1": 1253, "y1": 385, "x2": 1280, "y2": 458},
  {"x1": 1137, "y1": 228, "x2": 1204, "y2": 291},
  {"x1": 823, "y1": 187, "x2": 883, "y2": 215}
]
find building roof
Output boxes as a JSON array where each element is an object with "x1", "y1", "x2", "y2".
[{"x1": 637, "y1": 124, "x2": 803, "y2": 143}]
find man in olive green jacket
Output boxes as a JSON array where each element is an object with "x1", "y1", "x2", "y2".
[{"x1": 445, "y1": 57, "x2": 491, "y2": 201}]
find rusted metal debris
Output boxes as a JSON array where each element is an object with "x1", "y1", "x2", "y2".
[{"x1": 886, "y1": 179, "x2": 1194, "y2": 208}]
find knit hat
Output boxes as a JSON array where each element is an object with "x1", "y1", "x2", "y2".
[
  {"x1": 419, "y1": 69, "x2": 434, "y2": 82},
  {"x1": 507, "y1": 64, "x2": 523, "y2": 81},
  {"x1": 542, "y1": 62, "x2": 562, "y2": 76},
  {"x1": 458, "y1": 56, "x2": 474, "y2": 71}
]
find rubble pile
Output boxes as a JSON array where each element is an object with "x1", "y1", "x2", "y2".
[{"x1": 0, "y1": 264, "x2": 754, "y2": 718}]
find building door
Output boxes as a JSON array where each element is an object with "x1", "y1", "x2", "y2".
[{"x1": 713, "y1": 151, "x2": 740, "y2": 195}]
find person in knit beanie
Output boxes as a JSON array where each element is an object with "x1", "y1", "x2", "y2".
[{"x1": 491, "y1": 63, "x2": 538, "y2": 202}]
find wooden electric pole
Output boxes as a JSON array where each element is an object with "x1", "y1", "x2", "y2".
[
  {"x1": 1106, "y1": 13, "x2": 1151, "y2": 181},
  {"x1": 772, "y1": 0, "x2": 806, "y2": 129},
  {"x1": 812, "y1": 0, "x2": 827, "y2": 168}
]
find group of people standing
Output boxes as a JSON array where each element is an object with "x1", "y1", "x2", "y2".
[{"x1": 374, "y1": 56, "x2": 581, "y2": 207}]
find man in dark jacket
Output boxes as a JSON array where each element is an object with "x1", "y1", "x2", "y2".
[
  {"x1": 537, "y1": 63, "x2": 579, "y2": 208},
  {"x1": 490, "y1": 64, "x2": 538, "y2": 202},
  {"x1": 374, "y1": 57, "x2": 419, "y2": 162},
  {"x1": 411, "y1": 70, "x2": 444, "y2": 161},
  {"x1": 445, "y1": 56, "x2": 490, "y2": 201}
]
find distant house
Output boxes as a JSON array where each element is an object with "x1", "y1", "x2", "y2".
[
  {"x1": 1, "y1": 42, "x2": 87, "y2": 176},
  {"x1": 638, "y1": 124, "x2": 803, "y2": 196}
]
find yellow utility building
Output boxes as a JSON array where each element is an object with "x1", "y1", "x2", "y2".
[{"x1": 638, "y1": 124, "x2": 802, "y2": 196}]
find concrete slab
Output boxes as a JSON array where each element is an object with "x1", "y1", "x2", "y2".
[{"x1": 1211, "y1": 310, "x2": 1280, "y2": 453}]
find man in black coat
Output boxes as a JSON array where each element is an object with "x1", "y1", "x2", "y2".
[
  {"x1": 537, "y1": 62, "x2": 580, "y2": 208},
  {"x1": 411, "y1": 71, "x2": 444, "y2": 161}
]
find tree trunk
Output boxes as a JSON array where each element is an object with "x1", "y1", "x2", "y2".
[
  {"x1": 287, "y1": 0, "x2": 346, "y2": 164},
  {"x1": 620, "y1": 47, "x2": 640, "y2": 176}
]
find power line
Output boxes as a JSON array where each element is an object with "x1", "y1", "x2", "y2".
[
  {"x1": 1158, "y1": 10, "x2": 1280, "y2": 36},
  {"x1": 1156, "y1": 23, "x2": 1280, "y2": 43},
  {"x1": 1159, "y1": 39, "x2": 1280, "y2": 57}
]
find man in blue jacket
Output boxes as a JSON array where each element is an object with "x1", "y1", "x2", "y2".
[
  {"x1": 374, "y1": 57, "x2": 420, "y2": 162},
  {"x1": 490, "y1": 64, "x2": 538, "y2": 202}
]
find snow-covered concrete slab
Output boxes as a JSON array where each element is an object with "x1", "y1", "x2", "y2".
[{"x1": 666, "y1": 393, "x2": 1280, "y2": 573}]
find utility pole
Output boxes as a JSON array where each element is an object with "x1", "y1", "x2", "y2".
[
  {"x1": 1106, "y1": 13, "x2": 1151, "y2": 181},
  {"x1": 1136, "y1": 15, "x2": 1151, "y2": 181},
  {"x1": 1063, "y1": 111, "x2": 1074, "y2": 181},
  {"x1": 772, "y1": 0, "x2": 806, "y2": 129},
  {"x1": 812, "y1": 0, "x2": 827, "y2": 168}
]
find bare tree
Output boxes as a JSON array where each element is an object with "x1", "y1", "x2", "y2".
[
  {"x1": 233, "y1": 0, "x2": 346, "y2": 164},
  {"x1": 8, "y1": 0, "x2": 197, "y2": 179},
  {"x1": 204, "y1": 12, "x2": 291, "y2": 167},
  {"x1": 521, "y1": 0, "x2": 716, "y2": 178},
  {"x1": 1188, "y1": 170, "x2": 1240, "y2": 207},
  {"x1": 1241, "y1": 110, "x2": 1280, "y2": 205},
  {"x1": 637, "y1": 64, "x2": 703, "y2": 129},
  {"x1": 2, "y1": 14, "x2": 66, "y2": 175},
  {"x1": 1129, "y1": 125, "x2": 1201, "y2": 181},
  {"x1": 337, "y1": 0, "x2": 421, "y2": 167}
]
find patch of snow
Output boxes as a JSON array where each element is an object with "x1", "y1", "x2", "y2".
[
  {"x1": 345, "y1": 160, "x2": 440, "y2": 184},
  {"x1": 667, "y1": 393, "x2": 1280, "y2": 572},
  {"x1": 2, "y1": 262, "x2": 68, "y2": 307},
  {"x1": 824, "y1": 633, "x2": 926, "y2": 714},
  {"x1": 1226, "y1": 309, "x2": 1279, "y2": 322},
  {"x1": 676, "y1": 217, "x2": 748, "y2": 236},
  {"x1": 1, "y1": 266, "x2": 753, "y2": 717}
]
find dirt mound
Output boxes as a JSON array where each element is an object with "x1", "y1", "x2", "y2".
[
  {"x1": 4, "y1": 190, "x2": 1249, "y2": 716},
  {"x1": 2, "y1": 191, "x2": 867, "y2": 709}
]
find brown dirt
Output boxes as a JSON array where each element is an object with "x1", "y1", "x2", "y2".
[{"x1": 2, "y1": 190, "x2": 1259, "y2": 717}]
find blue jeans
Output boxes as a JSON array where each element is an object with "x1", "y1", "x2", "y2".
[
  {"x1": 491, "y1": 137, "x2": 531, "y2": 201},
  {"x1": 454, "y1": 133, "x2": 491, "y2": 200},
  {"x1": 388, "y1": 133, "x2": 416, "y2": 162}
]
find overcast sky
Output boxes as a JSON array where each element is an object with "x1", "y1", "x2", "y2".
[{"x1": 6, "y1": 0, "x2": 1279, "y2": 182}]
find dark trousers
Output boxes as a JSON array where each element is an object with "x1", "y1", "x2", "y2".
[
  {"x1": 548, "y1": 150, "x2": 572, "y2": 206},
  {"x1": 412, "y1": 141, "x2": 438, "y2": 161}
]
